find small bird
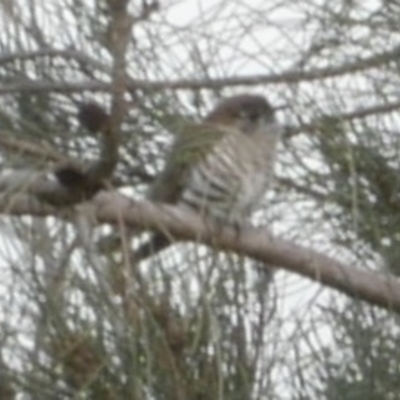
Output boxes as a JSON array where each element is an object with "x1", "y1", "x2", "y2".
[{"x1": 134, "y1": 93, "x2": 281, "y2": 261}]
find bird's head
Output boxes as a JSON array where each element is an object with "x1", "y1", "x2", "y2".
[{"x1": 205, "y1": 94, "x2": 277, "y2": 135}]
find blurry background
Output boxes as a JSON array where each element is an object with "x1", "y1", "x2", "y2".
[{"x1": 0, "y1": 0, "x2": 399, "y2": 399}]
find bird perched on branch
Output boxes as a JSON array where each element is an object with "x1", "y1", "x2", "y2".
[{"x1": 133, "y1": 93, "x2": 281, "y2": 262}]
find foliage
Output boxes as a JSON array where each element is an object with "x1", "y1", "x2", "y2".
[{"x1": 0, "y1": 0, "x2": 400, "y2": 399}]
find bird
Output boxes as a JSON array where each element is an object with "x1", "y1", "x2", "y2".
[{"x1": 132, "y1": 93, "x2": 281, "y2": 262}]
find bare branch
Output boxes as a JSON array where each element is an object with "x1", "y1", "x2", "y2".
[
  {"x1": 0, "y1": 5, "x2": 133, "y2": 208},
  {"x1": 1, "y1": 44, "x2": 400, "y2": 94},
  {"x1": 0, "y1": 49, "x2": 110, "y2": 72},
  {"x1": 85, "y1": 0, "x2": 132, "y2": 183},
  {"x1": 94, "y1": 194, "x2": 400, "y2": 315},
  {"x1": 283, "y1": 100, "x2": 400, "y2": 139},
  {"x1": 0, "y1": 190, "x2": 398, "y2": 314},
  {"x1": 0, "y1": 104, "x2": 120, "y2": 206}
]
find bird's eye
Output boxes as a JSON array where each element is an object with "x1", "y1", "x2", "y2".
[
  {"x1": 240, "y1": 109, "x2": 259, "y2": 122},
  {"x1": 248, "y1": 111, "x2": 260, "y2": 122}
]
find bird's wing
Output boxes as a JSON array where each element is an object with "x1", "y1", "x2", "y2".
[{"x1": 149, "y1": 121, "x2": 227, "y2": 203}]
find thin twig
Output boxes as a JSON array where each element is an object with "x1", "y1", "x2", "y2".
[{"x1": 1, "y1": 44, "x2": 400, "y2": 93}]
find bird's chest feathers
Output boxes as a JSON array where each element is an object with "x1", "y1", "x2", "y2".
[
  {"x1": 220, "y1": 131, "x2": 276, "y2": 210},
  {"x1": 182, "y1": 128, "x2": 277, "y2": 220},
  {"x1": 213, "y1": 129, "x2": 276, "y2": 182}
]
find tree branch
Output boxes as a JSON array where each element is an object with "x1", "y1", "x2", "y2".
[
  {"x1": 83, "y1": 0, "x2": 131, "y2": 183},
  {"x1": 1, "y1": 44, "x2": 399, "y2": 93},
  {"x1": 0, "y1": 49, "x2": 110, "y2": 72},
  {"x1": 0, "y1": 104, "x2": 119, "y2": 206},
  {"x1": 0, "y1": 190, "x2": 399, "y2": 314}
]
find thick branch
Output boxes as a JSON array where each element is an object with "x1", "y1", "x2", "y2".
[
  {"x1": 81, "y1": 0, "x2": 131, "y2": 184},
  {"x1": 0, "y1": 191, "x2": 399, "y2": 314}
]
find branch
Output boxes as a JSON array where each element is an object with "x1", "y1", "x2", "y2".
[
  {"x1": 88, "y1": 0, "x2": 131, "y2": 181},
  {"x1": 1, "y1": 190, "x2": 399, "y2": 314},
  {"x1": 0, "y1": 49, "x2": 110, "y2": 72},
  {"x1": 1, "y1": 44, "x2": 400, "y2": 94},
  {"x1": 0, "y1": 7, "x2": 131, "y2": 208},
  {"x1": 0, "y1": 5, "x2": 132, "y2": 207},
  {"x1": 0, "y1": 104, "x2": 118, "y2": 206},
  {"x1": 281, "y1": 100, "x2": 400, "y2": 139}
]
